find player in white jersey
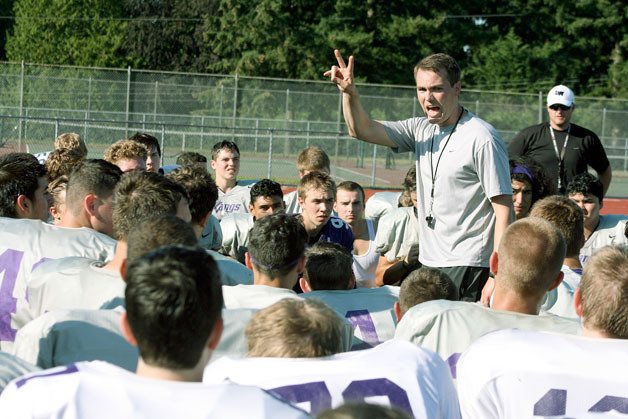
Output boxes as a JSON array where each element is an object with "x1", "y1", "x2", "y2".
[
  {"x1": 0, "y1": 153, "x2": 51, "y2": 222},
  {"x1": 300, "y1": 242, "x2": 398, "y2": 350},
  {"x1": 396, "y1": 217, "x2": 580, "y2": 379},
  {"x1": 0, "y1": 246, "x2": 309, "y2": 418},
  {"x1": 25, "y1": 173, "x2": 194, "y2": 321},
  {"x1": 530, "y1": 196, "x2": 585, "y2": 319},
  {"x1": 0, "y1": 351, "x2": 39, "y2": 393},
  {"x1": 457, "y1": 329, "x2": 628, "y2": 418},
  {"x1": 335, "y1": 181, "x2": 379, "y2": 288},
  {"x1": 284, "y1": 146, "x2": 331, "y2": 215},
  {"x1": 459, "y1": 245, "x2": 628, "y2": 417},
  {"x1": 567, "y1": 173, "x2": 628, "y2": 264},
  {"x1": 374, "y1": 167, "x2": 421, "y2": 286},
  {"x1": 222, "y1": 213, "x2": 307, "y2": 308},
  {"x1": 364, "y1": 191, "x2": 402, "y2": 226},
  {"x1": 219, "y1": 340, "x2": 459, "y2": 419},
  {"x1": 220, "y1": 179, "x2": 286, "y2": 263},
  {"x1": 210, "y1": 140, "x2": 253, "y2": 219}
]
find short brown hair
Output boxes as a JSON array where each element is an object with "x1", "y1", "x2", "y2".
[
  {"x1": 54, "y1": 132, "x2": 88, "y2": 157},
  {"x1": 104, "y1": 139, "x2": 148, "y2": 164},
  {"x1": 297, "y1": 171, "x2": 336, "y2": 200},
  {"x1": 530, "y1": 195, "x2": 584, "y2": 257},
  {"x1": 398, "y1": 268, "x2": 457, "y2": 315},
  {"x1": 246, "y1": 299, "x2": 343, "y2": 358},
  {"x1": 296, "y1": 146, "x2": 330, "y2": 175},
  {"x1": 166, "y1": 166, "x2": 218, "y2": 224},
  {"x1": 580, "y1": 245, "x2": 628, "y2": 339},
  {"x1": 497, "y1": 217, "x2": 565, "y2": 297},
  {"x1": 414, "y1": 53, "x2": 460, "y2": 86}
]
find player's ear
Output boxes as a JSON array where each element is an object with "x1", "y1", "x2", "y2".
[
  {"x1": 120, "y1": 312, "x2": 138, "y2": 347},
  {"x1": 299, "y1": 277, "x2": 311, "y2": 293},
  {"x1": 296, "y1": 255, "x2": 306, "y2": 274},
  {"x1": 244, "y1": 252, "x2": 253, "y2": 270},
  {"x1": 119, "y1": 258, "x2": 128, "y2": 282},
  {"x1": 207, "y1": 318, "x2": 223, "y2": 350},
  {"x1": 83, "y1": 194, "x2": 97, "y2": 217},
  {"x1": 15, "y1": 194, "x2": 32, "y2": 218},
  {"x1": 574, "y1": 288, "x2": 584, "y2": 319},
  {"x1": 548, "y1": 271, "x2": 564, "y2": 292},
  {"x1": 394, "y1": 301, "x2": 402, "y2": 322},
  {"x1": 347, "y1": 273, "x2": 356, "y2": 290},
  {"x1": 489, "y1": 251, "x2": 499, "y2": 275}
]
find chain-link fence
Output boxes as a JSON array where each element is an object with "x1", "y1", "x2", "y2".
[{"x1": 1, "y1": 61, "x2": 627, "y2": 194}]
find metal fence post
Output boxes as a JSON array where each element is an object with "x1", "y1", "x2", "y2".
[
  {"x1": 601, "y1": 107, "x2": 606, "y2": 139},
  {"x1": 232, "y1": 74, "x2": 238, "y2": 141},
  {"x1": 254, "y1": 119, "x2": 259, "y2": 153},
  {"x1": 54, "y1": 119, "x2": 59, "y2": 139},
  {"x1": 538, "y1": 91, "x2": 543, "y2": 124},
  {"x1": 160, "y1": 125, "x2": 166, "y2": 166},
  {"x1": 18, "y1": 61, "x2": 24, "y2": 150},
  {"x1": 200, "y1": 116, "x2": 205, "y2": 150},
  {"x1": 86, "y1": 77, "x2": 92, "y2": 141},
  {"x1": 267, "y1": 129, "x2": 273, "y2": 179},
  {"x1": 125, "y1": 66, "x2": 131, "y2": 137},
  {"x1": 371, "y1": 143, "x2": 377, "y2": 187},
  {"x1": 153, "y1": 81, "x2": 159, "y2": 122}
]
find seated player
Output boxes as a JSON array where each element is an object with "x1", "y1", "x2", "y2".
[
  {"x1": 0, "y1": 246, "x2": 308, "y2": 418},
  {"x1": 222, "y1": 214, "x2": 306, "y2": 309},
  {"x1": 54, "y1": 159, "x2": 122, "y2": 237},
  {"x1": 457, "y1": 245, "x2": 628, "y2": 418},
  {"x1": 297, "y1": 171, "x2": 353, "y2": 252},
  {"x1": 25, "y1": 172, "x2": 192, "y2": 320},
  {"x1": 374, "y1": 167, "x2": 421, "y2": 286},
  {"x1": 335, "y1": 181, "x2": 379, "y2": 288},
  {"x1": 128, "y1": 132, "x2": 161, "y2": 173},
  {"x1": 531, "y1": 196, "x2": 585, "y2": 318},
  {"x1": 393, "y1": 267, "x2": 458, "y2": 321},
  {"x1": 284, "y1": 146, "x2": 331, "y2": 215},
  {"x1": 166, "y1": 165, "x2": 253, "y2": 285},
  {"x1": 220, "y1": 178, "x2": 285, "y2": 264},
  {"x1": 509, "y1": 156, "x2": 554, "y2": 220},
  {"x1": 104, "y1": 139, "x2": 148, "y2": 172},
  {"x1": 204, "y1": 298, "x2": 460, "y2": 418},
  {"x1": 394, "y1": 217, "x2": 581, "y2": 379},
  {"x1": 0, "y1": 352, "x2": 40, "y2": 394},
  {"x1": 567, "y1": 173, "x2": 628, "y2": 264},
  {"x1": 176, "y1": 151, "x2": 207, "y2": 169},
  {"x1": 14, "y1": 215, "x2": 199, "y2": 371},
  {"x1": 210, "y1": 140, "x2": 252, "y2": 220},
  {"x1": 0, "y1": 155, "x2": 117, "y2": 350},
  {"x1": 300, "y1": 242, "x2": 398, "y2": 350}
]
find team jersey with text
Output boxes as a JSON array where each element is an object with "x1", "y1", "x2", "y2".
[
  {"x1": 364, "y1": 191, "x2": 402, "y2": 226},
  {"x1": 203, "y1": 340, "x2": 460, "y2": 418},
  {"x1": 0, "y1": 218, "x2": 116, "y2": 351},
  {"x1": 394, "y1": 300, "x2": 581, "y2": 380},
  {"x1": 0, "y1": 351, "x2": 40, "y2": 394},
  {"x1": 457, "y1": 329, "x2": 628, "y2": 419},
  {"x1": 0, "y1": 361, "x2": 309, "y2": 419},
  {"x1": 207, "y1": 250, "x2": 253, "y2": 286},
  {"x1": 213, "y1": 184, "x2": 252, "y2": 220},
  {"x1": 580, "y1": 214, "x2": 628, "y2": 264},
  {"x1": 198, "y1": 215, "x2": 223, "y2": 251},
  {"x1": 302, "y1": 286, "x2": 399, "y2": 350},
  {"x1": 375, "y1": 207, "x2": 420, "y2": 262},
  {"x1": 219, "y1": 212, "x2": 254, "y2": 263},
  {"x1": 26, "y1": 257, "x2": 124, "y2": 322}
]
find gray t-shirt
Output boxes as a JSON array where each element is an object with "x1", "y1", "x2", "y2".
[{"x1": 382, "y1": 110, "x2": 511, "y2": 267}]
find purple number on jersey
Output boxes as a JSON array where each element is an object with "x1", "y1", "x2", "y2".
[
  {"x1": 534, "y1": 389, "x2": 567, "y2": 416},
  {"x1": 15, "y1": 364, "x2": 79, "y2": 388},
  {"x1": 269, "y1": 381, "x2": 332, "y2": 413},
  {"x1": 345, "y1": 309, "x2": 380, "y2": 349},
  {"x1": 589, "y1": 396, "x2": 628, "y2": 414},
  {"x1": 0, "y1": 249, "x2": 24, "y2": 341},
  {"x1": 342, "y1": 378, "x2": 412, "y2": 415}
]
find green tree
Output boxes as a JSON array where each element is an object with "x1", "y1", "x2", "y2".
[
  {"x1": 6, "y1": 0, "x2": 126, "y2": 67},
  {"x1": 0, "y1": 0, "x2": 15, "y2": 60}
]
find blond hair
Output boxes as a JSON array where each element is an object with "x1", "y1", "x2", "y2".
[
  {"x1": 54, "y1": 133, "x2": 88, "y2": 157},
  {"x1": 530, "y1": 195, "x2": 584, "y2": 257},
  {"x1": 246, "y1": 299, "x2": 343, "y2": 358},
  {"x1": 297, "y1": 171, "x2": 336, "y2": 200},
  {"x1": 296, "y1": 146, "x2": 330, "y2": 175},
  {"x1": 580, "y1": 245, "x2": 628, "y2": 338},
  {"x1": 104, "y1": 139, "x2": 148, "y2": 164}
]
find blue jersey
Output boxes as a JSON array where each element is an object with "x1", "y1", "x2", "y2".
[{"x1": 313, "y1": 216, "x2": 354, "y2": 252}]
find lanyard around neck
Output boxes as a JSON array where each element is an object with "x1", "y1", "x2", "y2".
[{"x1": 549, "y1": 124, "x2": 571, "y2": 189}]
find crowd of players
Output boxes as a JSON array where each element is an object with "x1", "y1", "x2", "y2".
[{"x1": 1, "y1": 46, "x2": 628, "y2": 417}]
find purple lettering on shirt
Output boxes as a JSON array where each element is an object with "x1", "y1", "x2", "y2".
[{"x1": 0, "y1": 249, "x2": 24, "y2": 341}]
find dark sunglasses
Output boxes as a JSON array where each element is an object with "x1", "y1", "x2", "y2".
[{"x1": 549, "y1": 104, "x2": 571, "y2": 111}]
